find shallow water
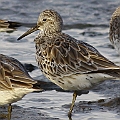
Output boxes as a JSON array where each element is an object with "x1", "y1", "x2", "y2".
[
  {"x1": 0, "y1": 0, "x2": 120, "y2": 120},
  {"x1": 13, "y1": 91, "x2": 117, "y2": 120}
]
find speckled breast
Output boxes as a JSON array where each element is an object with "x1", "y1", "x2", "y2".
[{"x1": 35, "y1": 38, "x2": 60, "y2": 81}]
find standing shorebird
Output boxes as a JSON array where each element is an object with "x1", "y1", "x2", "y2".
[
  {"x1": 0, "y1": 54, "x2": 42, "y2": 119},
  {"x1": 109, "y1": 6, "x2": 120, "y2": 54},
  {"x1": 18, "y1": 9, "x2": 120, "y2": 118}
]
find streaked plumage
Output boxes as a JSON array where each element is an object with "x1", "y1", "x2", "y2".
[
  {"x1": 0, "y1": 54, "x2": 42, "y2": 119},
  {"x1": 109, "y1": 6, "x2": 120, "y2": 54},
  {"x1": 18, "y1": 9, "x2": 120, "y2": 118}
]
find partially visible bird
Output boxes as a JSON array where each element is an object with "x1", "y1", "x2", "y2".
[
  {"x1": 0, "y1": 54, "x2": 43, "y2": 119},
  {"x1": 18, "y1": 9, "x2": 120, "y2": 118},
  {"x1": 109, "y1": 6, "x2": 120, "y2": 54},
  {"x1": 0, "y1": 19, "x2": 36, "y2": 32},
  {"x1": 0, "y1": 19, "x2": 21, "y2": 32}
]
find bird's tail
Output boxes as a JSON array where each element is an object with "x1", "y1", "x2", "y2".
[{"x1": 89, "y1": 67, "x2": 120, "y2": 79}]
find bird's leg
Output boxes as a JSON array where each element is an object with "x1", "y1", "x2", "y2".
[
  {"x1": 7, "y1": 104, "x2": 12, "y2": 120},
  {"x1": 68, "y1": 91, "x2": 77, "y2": 119}
]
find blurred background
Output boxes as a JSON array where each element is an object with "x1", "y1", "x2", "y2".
[{"x1": 0, "y1": 0, "x2": 120, "y2": 120}]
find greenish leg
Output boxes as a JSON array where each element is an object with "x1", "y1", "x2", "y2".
[
  {"x1": 7, "y1": 104, "x2": 12, "y2": 120},
  {"x1": 68, "y1": 91, "x2": 77, "y2": 119}
]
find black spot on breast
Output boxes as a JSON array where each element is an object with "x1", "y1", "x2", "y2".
[
  {"x1": 89, "y1": 76, "x2": 93, "y2": 78},
  {"x1": 86, "y1": 78, "x2": 89, "y2": 80},
  {"x1": 43, "y1": 64, "x2": 46, "y2": 69}
]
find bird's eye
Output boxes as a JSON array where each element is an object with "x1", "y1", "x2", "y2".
[{"x1": 43, "y1": 19, "x2": 47, "y2": 21}]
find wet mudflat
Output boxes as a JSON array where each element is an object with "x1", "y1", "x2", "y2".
[{"x1": 1, "y1": 80, "x2": 120, "y2": 120}]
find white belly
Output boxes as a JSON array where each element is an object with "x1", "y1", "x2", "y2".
[
  {"x1": 0, "y1": 88, "x2": 36, "y2": 106},
  {"x1": 48, "y1": 73, "x2": 115, "y2": 91}
]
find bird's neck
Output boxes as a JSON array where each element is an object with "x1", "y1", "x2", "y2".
[
  {"x1": 37, "y1": 31, "x2": 61, "y2": 41},
  {"x1": 39, "y1": 29, "x2": 61, "y2": 37},
  {"x1": 34, "y1": 31, "x2": 61, "y2": 45}
]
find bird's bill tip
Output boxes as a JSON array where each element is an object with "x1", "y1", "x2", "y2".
[{"x1": 17, "y1": 25, "x2": 38, "y2": 40}]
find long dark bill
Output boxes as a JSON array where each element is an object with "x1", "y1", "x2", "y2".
[{"x1": 17, "y1": 25, "x2": 39, "y2": 40}]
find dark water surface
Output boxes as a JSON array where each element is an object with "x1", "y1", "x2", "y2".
[{"x1": 0, "y1": 0, "x2": 120, "y2": 120}]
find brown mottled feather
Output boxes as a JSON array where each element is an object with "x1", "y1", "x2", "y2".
[
  {"x1": 0, "y1": 54, "x2": 36, "y2": 90},
  {"x1": 35, "y1": 32, "x2": 120, "y2": 80}
]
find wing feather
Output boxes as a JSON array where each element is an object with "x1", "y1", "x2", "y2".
[
  {"x1": 49, "y1": 33, "x2": 119, "y2": 77},
  {"x1": 0, "y1": 54, "x2": 36, "y2": 90}
]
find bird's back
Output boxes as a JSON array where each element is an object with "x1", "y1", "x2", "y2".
[{"x1": 0, "y1": 54, "x2": 37, "y2": 90}]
